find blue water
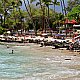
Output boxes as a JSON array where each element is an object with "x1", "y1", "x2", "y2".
[{"x1": 0, "y1": 44, "x2": 80, "y2": 80}]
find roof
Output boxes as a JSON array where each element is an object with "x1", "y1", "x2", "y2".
[
  {"x1": 65, "y1": 19, "x2": 71, "y2": 24},
  {"x1": 70, "y1": 20, "x2": 77, "y2": 24},
  {"x1": 65, "y1": 19, "x2": 77, "y2": 24}
]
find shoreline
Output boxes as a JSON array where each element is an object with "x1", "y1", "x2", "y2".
[{"x1": 0, "y1": 41, "x2": 80, "y2": 55}]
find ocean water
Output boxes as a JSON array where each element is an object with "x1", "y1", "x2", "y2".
[{"x1": 0, "y1": 44, "x2": 80, "y2": 80}]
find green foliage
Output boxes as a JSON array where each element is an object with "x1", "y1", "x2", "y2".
[
  {"x1": 67, "y1": 0, "x2": 80, "y2": 11},
  {"x1": 67, "y1": 5, "x2": 80, "y2": 20},
  {"x1": 0, "y1": 26, "x2": 5, "y2": 34},
  {"x1": 0, "y1": 0, "x2": 77, "y2": 34}
]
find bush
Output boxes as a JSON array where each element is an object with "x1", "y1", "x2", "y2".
[{"x1": 0, "y1": 26, "x2": 4, "y2": 34}]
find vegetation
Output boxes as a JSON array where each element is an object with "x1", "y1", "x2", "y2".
[
  {"x1": 67, "y1": 5, "x2": 80, "y2": 22},
  {"x1": 0, "y1": 0, "x2": 79, "y2": 35}
]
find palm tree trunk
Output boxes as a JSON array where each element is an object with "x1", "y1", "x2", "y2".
[
  {"x1": 54, "y1": 4, "x2": 55, "y2": 13},
  {"x1": 43, "y1": 6, "x2": 45, "y2": 33},
  {"x1": 60, "y1": 0, "x2": 64, "y2": 15},
  {"x1": 13, "y1": 6, "x2": 17, "y2": 26},
  {"x1": 27, "y1": 0, "x2": 32, "y2": 15},
  {"x1": 47, "y1": 5, "x2": 50, "y2": 28},
  {"x1": 23, "y1": 0, "x2": 37, "y2": 35},
  {"x1": 62, "y1": 0, "x2": 66, "y2": 15},
  {"x1": 62, "y1": 0, "x2": 67, "y2": 37},
  {"x1": 46, "y1": 5, "x2": 50, "y2": 33},
  {"x1": 0, "y1": 15, "x2": 3, "y2": 26},
  {"x1": 54, "y1": 4, "x2": 56, "y2": 20},
  {"x1": 54, "y1": 4, "x2": 57, "y2": 28},
  {"x1": 23, "y1": 0, "x2": 31, "y2": 17},
  {"x1": 27, "y1": 0, "x2": 37, "y2": 35},
  {"x1": 3, "y1": 1, "x2": 6, "y2": 26},
  {"x1": 39, "y1": 0, "x2": 45, "y2": 33},
  {"x1": 17, "y1": 0, "x2": 24, "y2": 34},
  {"x1": 18, "y1": 7, "x2": 23, "y2": 34},
  {"x1": 48, "y1": 5, "x2": 49, "y2": 18}
]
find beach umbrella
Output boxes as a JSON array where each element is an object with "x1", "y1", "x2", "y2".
[
  {"x1": 65, "y1": 19, "x2": 71, "y2": 24},
  {"x1": 65, "y1": 19, "x2": 77, "y2": 24},
  {"x1": 70, "y1": 20, "x2": 77, "y2": 24}
]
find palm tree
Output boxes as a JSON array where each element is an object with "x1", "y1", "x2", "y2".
[
  {"x1": 52, "y1": 0, "x2": 60, "y2": 30},
  {"x1": 52, "y1": 0, "x2": 60, "y2": 13},
  {"x1": 60, "y1": 0, "x2": 64, "y2": 15},
  {"x1": 30, "y1": 0, "x2": 46, "y2": 32},
  {"x1": 17, "y1": 0, "x2": 24, "y2": 34},
  {"x1": 11, "y1": 1, "x2": 18, "y2": 26},
  {"x1": 43, "y1": 0, "x2": 53, "y2": 32},
  {"x1": 27, "y1": 0, "x2": 32, "y2": 16},
  {"x1": 23, "y1": 0, "x2": 37, "y2": 35},
  {"x1": 62, "y1": 0, "x2": 66, "y2": 15},
  {"x1": 0, "y1": 14, "x2": 3, "y2": 26},
  {"x1": 2, "y1": 0, "x2": 9, "y2": 27},
  {"x1": 3, "y1": 0, "x2": 6, "y2": 26},
  {"x1": 0, "y1": 1, "x2": 3, "y2": 26},
  {"x1": 61, "y1": 0, "x2": 67, "y2": 36},
  {"x1": 31, "y1": 0, "x2": 52, "y2": 32}
]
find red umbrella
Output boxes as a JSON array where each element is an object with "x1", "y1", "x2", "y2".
[
  {"x1": 65, "y1": 19, "x2": 71, "y2": 24},
  {"x1": 70, "y1": 20, "x2": 77, "y2": 24},
  {"x1": 65, "y1": 19, "x2": 77, "y2": 24}
]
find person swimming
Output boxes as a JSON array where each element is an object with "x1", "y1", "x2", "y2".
[
  {"x1": 12, "y1": 50, "x2": 13, "y2": 54},
  {"x1": 9, "y1": 50, "x2": 14, "y2": 54}
]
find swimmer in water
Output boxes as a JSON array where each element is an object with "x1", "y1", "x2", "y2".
[
  {"x1": 9, "y1": 50, "x2": 14, "y2": 54},
  {"x1": 12, "y1": 50, "x2": 13, "y2": 54}
]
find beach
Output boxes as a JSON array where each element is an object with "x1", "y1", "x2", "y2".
[{"x1": 0, "y1": 42, "x2": 80, "y2": 80}]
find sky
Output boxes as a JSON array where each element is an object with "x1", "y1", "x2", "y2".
[
  {"x1": 21, "y1": 0, "x2": 68, "y2": 13},
  {"x1": 50, "y1": 0, "x2": 68, "y2": 13}
]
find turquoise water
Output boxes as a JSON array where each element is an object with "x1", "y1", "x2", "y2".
[{"x1": 0, "y1": 44, "x2": 80, "y2": 80}]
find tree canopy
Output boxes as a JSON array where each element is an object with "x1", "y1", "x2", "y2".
[{"x1": 0, "y1": 0, "x2": 79, "y2": 35}]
